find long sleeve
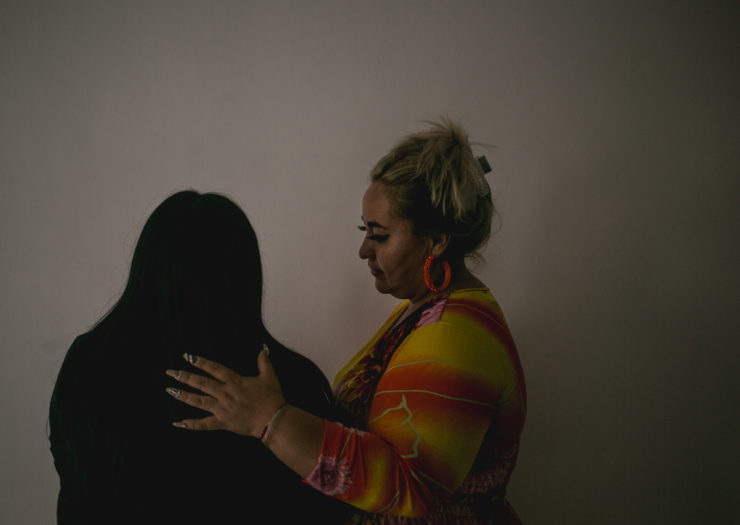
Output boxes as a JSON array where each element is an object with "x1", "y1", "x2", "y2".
[{"x1": 306, "y1": 292, "x2": 525, "y2": 518}]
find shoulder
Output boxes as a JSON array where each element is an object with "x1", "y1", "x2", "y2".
[
  {"x1": 414, "y1": 288, "x2": 514, "y2": 348},
  {"x1": 443, "y1": 288, "x2": 510, "y2": 330},
  {"x1": 61, "y1": 331, "x2": 96, "y2": 363},
  {"x1": 392, "y1": 289, "x2": 519, "y2": 382},
  {"x1": 268, "y1": 343, "x2": 334, "y2": 418},
  {"x1": 54, "y1": 328, "x2": 128, "y2": 385},
  {"x1": 52, "y1": 332, "x2": 100, "y2": 395},
  {"x1": 270, "y1": 343, "x2": 325, "y2": 382},
  {"x1": 49, "y1": 332, "x2": 106, "y2": 449},
  {"x1": 51, "y1": 328, "x2": 135, "y2": 420}
]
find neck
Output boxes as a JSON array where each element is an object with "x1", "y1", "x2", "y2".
[{"x1": 408, "y1": 263, "x2": 484, "y2": 309}]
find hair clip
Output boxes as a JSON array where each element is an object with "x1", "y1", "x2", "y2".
[
  {"x1": 474, "y1": 155, "x2": 492, "y2": 196},
  {"x1": 477, "y1": 156, "x2": 492, "y2": 174}
]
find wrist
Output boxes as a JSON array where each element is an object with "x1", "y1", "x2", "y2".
[{"x1": 258, "y1": 403, "x2": 290, "y2": 444}]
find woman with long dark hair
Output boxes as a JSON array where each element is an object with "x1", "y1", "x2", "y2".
[{"x1": 49, "y1": 190, "x2": 349, "y2": 523}]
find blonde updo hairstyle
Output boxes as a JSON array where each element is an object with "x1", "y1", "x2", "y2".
[{"x1": 370, "y1": 119, "x2": 493, "y2": 264}]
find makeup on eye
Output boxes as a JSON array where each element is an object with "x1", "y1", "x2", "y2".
[{"x1": 358, "y1": 225, "x2": 388, "y2": 242}]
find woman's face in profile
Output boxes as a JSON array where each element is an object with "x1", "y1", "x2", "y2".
[{"x1": 358, "y1": 182, "x2": 430, "y2": 301}]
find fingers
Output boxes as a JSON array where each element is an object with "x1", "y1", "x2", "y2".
[
  {"x1": 165, "y1": 386, "x2": 218, "y2": 413},
  {"x1": 166, "y1": 369, "x2": 223, "y2": 397},
  {"x1": 257, "y1": 347, "x2": 285, "y2": 408},
  {"x1": 172, "y1": 415, "x2": 224, "y2": 431},
  {"x1": 182, "y1": 353, "x2": 238, "y2": 383},
  {"x1": 257, "y1": 346, "x2": 275, "y2": 377},
  {"x1": 165, "y1": 350, "x2": 279, "y2": 438}
]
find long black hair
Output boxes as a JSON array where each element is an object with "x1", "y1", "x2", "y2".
[
  {"x1": 49, "y1": 190, "x2": 347, "y2": 523},
  {"x1": 94, "y1": 190, "x2": 268, "y2": 375}
]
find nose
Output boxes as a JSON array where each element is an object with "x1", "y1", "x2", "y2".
[{"x1": 359, "y1": 237, "x2": 373, "y2": 260}]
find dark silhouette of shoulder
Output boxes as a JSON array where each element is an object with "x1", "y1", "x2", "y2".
[{"x1": 50, "y1": 332, "x2": 352, "y2": 524}]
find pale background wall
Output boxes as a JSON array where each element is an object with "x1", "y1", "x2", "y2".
[{"x1": 1, "y1": 1, "x2": 737, "y2": 523}]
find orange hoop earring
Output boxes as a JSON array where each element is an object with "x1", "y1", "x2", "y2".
[{"x1": 423, "y1": 255, "x2": 451, "y2": 293}]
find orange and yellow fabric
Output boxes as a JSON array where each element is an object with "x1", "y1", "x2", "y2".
[{"x1": 306, "y1": 288, "x2": 526, "y2": 523}]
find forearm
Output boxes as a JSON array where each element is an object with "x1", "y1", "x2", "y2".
[
  {"x1": 263, "y1": 405, "x2": 440, "y2": 515},
  {"x1": 304, "y1": 419, "x2": 442, "y2": 516},
  {"x1": 262, "y1": 405, "x2": 325, "y2": 479}
]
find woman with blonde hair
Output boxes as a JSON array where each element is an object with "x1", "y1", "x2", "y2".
[{"x1": 164, "y1": 120, "x2": 526, "y2": 523}]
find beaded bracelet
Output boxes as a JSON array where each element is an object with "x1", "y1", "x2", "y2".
[{"x1": 258, "y1": 403, "x2": 289, "y2": 443}]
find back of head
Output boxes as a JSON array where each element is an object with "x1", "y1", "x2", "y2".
[
  {"x1": 98, "y1": 190, "x2": 266, "y2": 375},
  {"x1": 370, "y1": 118, "x2": 494, "y2": 263}
]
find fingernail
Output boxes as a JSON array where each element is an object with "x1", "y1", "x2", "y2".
[
  {"x1": 165, "y1": 369, "x2": 182, "y2": 380},
  {"x1": 262, "y1": 344, "x2": 270, "y2": 359},
  {"x1": 166, "y1": 387, "x2": 181, "y2": 398},
  {"x1": 183, "y1": 353, "x2": 197, "y2": 365},
  {"x1": 172, "y1": 422, "x2": 187, "y2": 429}
]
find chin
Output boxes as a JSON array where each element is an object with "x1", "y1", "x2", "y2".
[{"x1": 373, "y1": 278, "x2": 390, "y2": 295}]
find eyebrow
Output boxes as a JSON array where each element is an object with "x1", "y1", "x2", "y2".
[{"x1": 361, "y1": 218, "x2": 388, "y2": 230}]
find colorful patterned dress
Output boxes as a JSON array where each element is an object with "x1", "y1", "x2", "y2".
[{"x1": 305, "y1": 288, "x2": 527, "y2": 524}]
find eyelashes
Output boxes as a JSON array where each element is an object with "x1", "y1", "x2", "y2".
[{"x1": 358, "y1": 225, "x2": 388, "y2": 243}]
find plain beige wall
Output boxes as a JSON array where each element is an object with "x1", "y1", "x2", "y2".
[{"x1": 1, "y1": 1, "x2": 737, "y2": 523}]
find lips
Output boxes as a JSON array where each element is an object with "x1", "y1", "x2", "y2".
[{"x1": 369, "y1": 266, "x2": 382, "y2": 277}]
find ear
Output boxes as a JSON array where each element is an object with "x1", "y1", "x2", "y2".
[{"x1": 429, "y1": 232, "x2": 451, "y2": 258}]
